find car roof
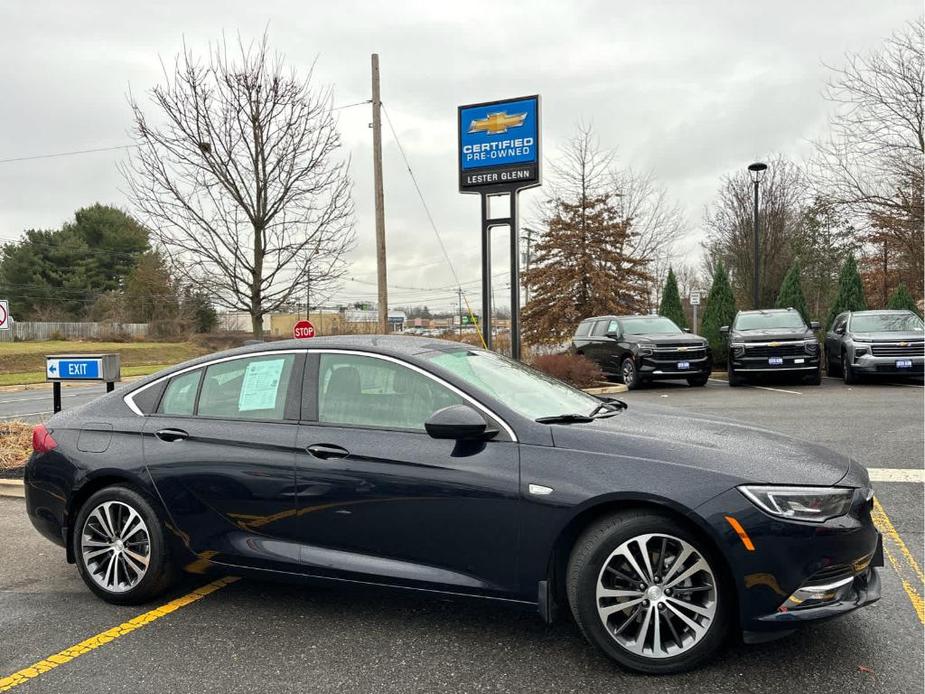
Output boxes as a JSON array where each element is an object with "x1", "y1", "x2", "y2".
[
  {"x1": 126, "y1": 335, "x2": 474, "y2": 390},
  {"x1": 736, "y1": 308, "x2": 796, "y2": 316},
  {"x1": 849, "y1": 309, "x2": 915, "y2": 316},
  {"x1": 582, "y1": 314, "x2": 660, "y2": 321}
]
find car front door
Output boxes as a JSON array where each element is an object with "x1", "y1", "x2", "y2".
[
  {"x1": 825, "y1": 313, "x2": 848, "y2": 363},
  {"x1": 293, "y1": 351, "x2": 522, "y2": 597},
  {"x1": 143, "y1": 352, "x2": 305, "y2": 572}
]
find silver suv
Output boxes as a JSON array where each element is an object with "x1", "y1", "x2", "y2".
[{"x1": 824, "y1": 309, "x2": 924, "y2": 383}]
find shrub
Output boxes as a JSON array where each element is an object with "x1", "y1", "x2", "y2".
[
  {"x1": 530, "y1": 353, "x2": 604, "y2": 388},
  {"x1": 887, "y1": 283, "x2": 921, "y2": 316},
  {"x1": 825, "y1": 254, "x2": 867, "y2": 328},
  {"x1": 701, "y1": 262, "x2": 738, "y2": 367},
  {"x1": 0, "y1": 421, "x2": 32, "y2": 472},
  {"x1": 659, "y1": 268, "x2": 687, "y2": 329}
]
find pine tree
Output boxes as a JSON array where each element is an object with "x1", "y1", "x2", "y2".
[
  {"x1": 658, "y1": 268, "x2": 687, "y2": 329},
  {"x1": 701, "y1": 262, "x2": 737, "y2": 367},
  {"x1": 887, "y1": 283, "x2": 921, "y2": 316},
  {"x1": 825, "y1": 254, "x2": 868, "y2": 328},
  {"x1": 775, "y1": 260, "x2": 810, "y2": 325},
  {"x1": 522, "y1": 193, "x2": 649, "y2": 344}
]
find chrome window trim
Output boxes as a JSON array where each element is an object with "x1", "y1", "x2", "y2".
[{"x1": 122, "y1": 347, "x2": 518, "y2": 442}]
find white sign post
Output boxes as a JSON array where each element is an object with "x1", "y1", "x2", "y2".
[{"x1": 690, "y1": 291, "x2": 701, "y2": 334}]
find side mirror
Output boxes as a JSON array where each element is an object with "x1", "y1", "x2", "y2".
[
  {"x1": 835, "y1": 326, "x2": 845, "y2": 335},
  {"x1": 719, "y1": 325, "x2": 729, "y2": 335},
  {"x1": 682, "y1": 328, "x2": 692, "y2": 334},
  {"x1": 810, "y1": 321, "x2": 821, "y2": 331},
  {"x1": 425, "y1": 405, "x2": 496, "y2": 441}
]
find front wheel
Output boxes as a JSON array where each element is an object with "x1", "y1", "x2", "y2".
[
  {"x1": 621, "y1": 357, "x2": 640, "y2": 390},
  {"x1": 804, "y1": 369, "x2": 821, "y2": 386},
  {"x1": 727, "y1": 363, "x2": 744, "y2": 387},
  {"x1": 686, "y1": 374, "x2": 709, "y2": 387},
  {"x1": 74, "y1": 485, "x2": 177, "y2": 605},
  {"x1": 842, "y1": 353, "x2": 858, "y2": 385},
  {"x1": 566, "y1": 512, "x2": 731, "y2": 674}
]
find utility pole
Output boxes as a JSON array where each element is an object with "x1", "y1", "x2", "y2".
[
  {"x1": 371, "y1": 53, "x2": 388, "y2": 333},
  {"x1": 521, "y1": 226, "x2": 537, "y2": 305}
]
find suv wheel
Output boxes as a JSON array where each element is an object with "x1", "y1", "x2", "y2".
[
  {"x1": 621, "y1": 357, "x2": 640, "y2": 390},
  {"x1": 566, "y1": 512, "x2": 730, "y2": 674},
  {"x1": 686, "y1": 374, "x2": 709, "y2": 387},
  {"x1": 726, "y1": 363, "x2": 743, "y2": 387},
  {"x1": 805, "y1": 369, "x2": 821, "y2": 386},
  {"x1": 74, "y1": 485, "x2": 177, "y2": 605},
  {"x1": 842, "y1": 352, "x2": 858, "y2": 385}
]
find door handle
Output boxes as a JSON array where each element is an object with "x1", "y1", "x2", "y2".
[
  {"x1": 155, "y1": 428, "x2": 189, "y2": 443},
  {"x1": 306, "y1": 444, "x2": 349, "y2": 460}
]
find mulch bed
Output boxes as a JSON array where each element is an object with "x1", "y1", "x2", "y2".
[{"x1": 0, "y1": 421, "x2": 30, "y2": 479}]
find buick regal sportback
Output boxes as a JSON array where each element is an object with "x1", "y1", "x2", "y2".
[{"x1": 25, "y1": 336, "x2": 881, "y2": 673}]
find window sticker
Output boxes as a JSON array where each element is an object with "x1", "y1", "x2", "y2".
[{"x1": 238, "y1": 358, "x2": 286, "y2": 411}]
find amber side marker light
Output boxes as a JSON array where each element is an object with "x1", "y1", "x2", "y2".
[{"x1": 724, "y1": 515, "x2": 756, "y2": 551}]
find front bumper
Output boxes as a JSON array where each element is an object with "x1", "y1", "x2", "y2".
[
  {"x1": 637, "y1": 352, "x2": 712, "y2": 380},
  {"x1": 852, "y1": 354, "x2": 924, "y2": 376},
  {"x1": 697, "y1": 487, "x2": 882, "y2": 637},
  {"x1": 730, "y1": 351, "x2": 820, "y2": 373}
]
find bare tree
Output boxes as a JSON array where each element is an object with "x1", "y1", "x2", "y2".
[
  {"x1": 811, "y1": 18, "x2": 924, "y2": 297},
  {"x1": 122, "y1": 32, "x2": 355, "y2": 336},
  {"x1": 704, "y1": 156, "x2": 808, "y2": 309}
]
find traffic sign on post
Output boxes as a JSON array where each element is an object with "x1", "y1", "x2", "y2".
[
  {"x1": 293, "y1": 320, "x2": 315, "y2": 339},
  {"x1": 46, "y1": 353, "x2": 121, "y2": 414},
  {"x1": 690, "y1": 291, "x2": 701, "y2": 306},
  {"x1": 0, "y1": 299, "x2": 9, "y2": 331}
]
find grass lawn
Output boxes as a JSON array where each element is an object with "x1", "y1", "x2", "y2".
[{"x1": 0, "y1": 341, "x2": 209, "y2": 387}]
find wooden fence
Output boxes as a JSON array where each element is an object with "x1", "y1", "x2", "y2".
[{"x1": 0, "y1": 321, "x2": 148, "y2": 342}]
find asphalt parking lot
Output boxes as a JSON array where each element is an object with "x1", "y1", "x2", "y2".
[{"x1": 1, "y1": 376, "x2": 922, "y2": 693}]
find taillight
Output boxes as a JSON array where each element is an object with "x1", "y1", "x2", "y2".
[{"x1": 32, "y1": 424, "x2": 57, "y2": 453}]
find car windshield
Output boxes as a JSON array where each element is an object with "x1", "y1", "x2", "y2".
[
  {"x1": 850, "y1": 313, "x2": 924, "y2": 333},
  {"x1": 734, "y1": 312, "x2": 806, "y2": 331},
  {"x1": 620, "y1": 317, "x2": 681, "y2": 335},
  {"x1": 425, "y1": 349, "x2": 602, "y2": 421}
]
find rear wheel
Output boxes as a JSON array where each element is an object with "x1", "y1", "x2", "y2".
[
  {"x1": 74, "y1": 485, "x2": 176, "y2": 605},
  {"x1": 686, "y1": 374, "x2": 709, "y2": 387},
  {"x1": 621, "y1": 358, "x2": 640, "y2": 390},
  {"x1": 566, "y1": 512, "x2": 731, "y2": 674}
]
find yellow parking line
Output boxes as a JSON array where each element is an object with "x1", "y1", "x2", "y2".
[
  {"x1": 871, "y1": 497, "x2": 925, "y2": 624},
  {"x1": 0, "y1": 576, "x2": 238, "y2": 692}
]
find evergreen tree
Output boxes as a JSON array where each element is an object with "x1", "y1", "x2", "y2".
[
  {"x1": 886, "y1": 283, "x2": 921, "y2": 316},
  {"x1": 825, "y1": 254, "x2": 868, "y2": 328},
  {"x1": 775, "y1": 260, "x2": 810, "y2": 324},
  {"x1": 658, "y1": 267, "x2": 687, "y2": 328},
  {"x1": 701, "y1": 262, "x2": 737, "y2": 367}
]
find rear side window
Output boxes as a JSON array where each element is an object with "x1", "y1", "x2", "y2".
[
  {"x1": 591, "y1": 320, "x2": 609, "y2": 336},
  {"x1": 575, "y1": 320, "x2": 593, "y2": 338},
  {"x1": 158, "y1": 370, "x2": 202, "y2": 416},
  {"x1": 198, "y1": 354, "x2": 296, "y2": 421}
]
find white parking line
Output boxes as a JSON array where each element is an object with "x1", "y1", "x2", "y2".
[
  {"x1": 0, "y1": 412, "x2": 48, "y2": 421},
  {"x1": 751, "y1": 385, "x2": 803, "y2": 395},
  {"x1": 868, "y1": 468, "x2": 925, "y2": 483}
]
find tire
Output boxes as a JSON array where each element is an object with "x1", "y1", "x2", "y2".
[
  {"x1": 73, "y1": 485, "x2": 177, "y2": 605},
  {"x1": 566, "y1": 512, "x2": 731, "y2": 674},
  {"x1": 726, "y1": 363, "x2": 744, "y2": 387},
  {"x1": 621, "y1": 357, "x2": 640, "y2": 390},
  {"x1": 804, "y1": 369, "x2": 821, "y2": 386},
  {"x1": 842, "y1": 352, "x2": 858, "y2": 385},
  {"x1": 825, "y1": 350, "x2": 841, "y2": 377},
  {"x1": 686, "y1": 374, "x2": 709, "y2": 387}
]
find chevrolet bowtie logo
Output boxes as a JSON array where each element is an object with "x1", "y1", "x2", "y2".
[
  {"x1": 677, "y1": 346, "x2": 689, "y2": 352},
  {"x1": 468, "y1": 111, "x2": 527, "y2": 135},
  {"x1": 768, "y1": 341, "x2": 781, "y2": 347},
  {"x1": 899, "y1": 341, "x2": 909, "y2": 347}
]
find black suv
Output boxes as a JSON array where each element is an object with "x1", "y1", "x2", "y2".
[
  {"x1": 721, "y1": 308, "x2": 821, "y2": 386},
  {"x1": 571, "y1": 314, "x2": 712, "y2": 389}
]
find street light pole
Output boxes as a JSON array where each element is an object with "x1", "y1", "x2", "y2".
[{"x1": 747, "y1": 162, "x2": 768, "y2": 309}]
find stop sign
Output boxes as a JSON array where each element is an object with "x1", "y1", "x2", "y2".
[{"x1": 293, "y1": 320, "x2": 315, "y2": 339}]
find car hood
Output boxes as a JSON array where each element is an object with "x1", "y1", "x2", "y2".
[
  {"x1": 549, "y1": 404, "x2": 850, "y2": 486},
  {"x1": 731, "y1": 328, "x2": 811, "y2": 342},
  {"x1": 849, "y1": 331, "x2": 925, "y2": 342},
  {"x1": 629, "y1": 333, "x2": 707, "y2": 345}
]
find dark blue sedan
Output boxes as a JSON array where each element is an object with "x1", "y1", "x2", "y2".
[{"x1": 24, "y1": 336, "x2": 882, "y2": 673}]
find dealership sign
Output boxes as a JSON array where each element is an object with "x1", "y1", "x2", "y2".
[{"x1": 458, "y1": 95, "x2": 541, "y2": 192}]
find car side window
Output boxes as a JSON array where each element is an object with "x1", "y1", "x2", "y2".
[
  {"x1": 317, "y1": 354, "x2": 464, "y2": 431},
  {"x1": 607, "y1": 320, "x2": 621, "y2": 335},
  {"x1": 575, "y1": 320, "x2": 592, "y2": 338},
  {"x1": 198, "y1": 354, "x2": 296, "y2": 421},
  {"x1": 158, "y1": 369, "x2": 202, "y2": 416},
  {"x1": 833, "y1": 314, "x2": 848, "y2": 333},
  {"x1": 591, "y1": 320, "x2": 609, "y2": 337}
]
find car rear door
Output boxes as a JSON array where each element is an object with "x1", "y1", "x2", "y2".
[
  {"x1": 293, "y1": 351, "x2": 522, "y2": 597},
  {"x1": 143, "y1": 351, "x2": 305, "y2": 572}
]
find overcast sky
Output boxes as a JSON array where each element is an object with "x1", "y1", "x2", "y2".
[{"x1": 0, "y1": 0, "x2": 918, "y2": 311}]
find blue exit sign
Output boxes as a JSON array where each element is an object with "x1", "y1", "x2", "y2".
[{"x1": 46, "y1": 358, "x2": 101, "y2": 380}]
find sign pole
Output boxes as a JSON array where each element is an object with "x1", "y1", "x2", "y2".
[
  {"x1": 53, "y1": 382, "x2": 61, "y2": 414},
  {"x1": 480, "y1": 193, "x2": 493, "y2": 351},
  {"x1": 509, "y1": 192, "x2": 521, "y2": 361}
]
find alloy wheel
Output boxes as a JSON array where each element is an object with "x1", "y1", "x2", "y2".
[
  {"x1": 595, "y1": 533, "x2": 717, "y2": 659},
  {"x1": 81, "y1": 500, "x2": 151, "y2": 593},
  {"x1": 622, "y1": 360, "x2": 636, "y2": 387}
]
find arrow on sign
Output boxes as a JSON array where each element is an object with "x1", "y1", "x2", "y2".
[{"x1": 48, "y1": 364, "x2": 57, "y2": 374}]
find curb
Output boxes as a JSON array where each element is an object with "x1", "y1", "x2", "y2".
[
  {"x1": 0, "y1": 479, "x2": 24, "y2": 498},
  {"x1": 583, "y1": 384, "x2": 629, "y2": 395}
]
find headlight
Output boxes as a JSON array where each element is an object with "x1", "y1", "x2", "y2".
[
  {"x1": 739, "y1": 486, "x2": 854, "y2": 523},
  {"x1": 637, "y1": 342, "x2": 654, "y2": 356},
  {"x1": 730, "y1": 341, "x2": 745, "y2": 357},
  {"x1": 804, "y1": 340, "x2": 819, "y2": 354},
  {"x1": 853, "y1": 344, "x2": 870, "y2": 356}
]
